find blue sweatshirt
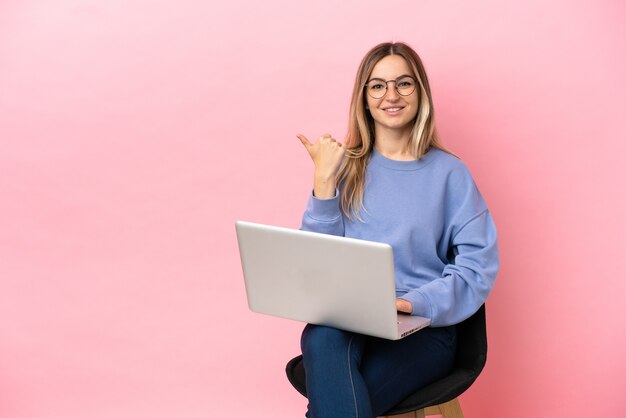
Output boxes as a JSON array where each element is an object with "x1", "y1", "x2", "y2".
[{"x1": 301, "y1": 147, "x2": 499, "y2": 327}]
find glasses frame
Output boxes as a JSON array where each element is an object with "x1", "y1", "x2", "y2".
[{"x1": 364, "y1": 75, "x2": 417, "y2": 99}]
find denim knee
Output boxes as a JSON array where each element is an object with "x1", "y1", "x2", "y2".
[{"x1": 301, "y1": 324, "x2": 353, "y2": 358}]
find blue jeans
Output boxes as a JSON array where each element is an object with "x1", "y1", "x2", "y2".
[{"x1": 300, "y1": 324, "x2": 457, "y2": 418}]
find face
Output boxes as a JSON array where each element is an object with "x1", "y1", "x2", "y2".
[{"x1": 365, "y1": 55, "x2": 419, "y2": 136}]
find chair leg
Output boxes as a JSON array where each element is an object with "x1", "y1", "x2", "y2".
[
  {"x1": 437, "y1": 398, "x2": 464, "y2": 418},
  {"x1": 378, "y1": 412, "x2": 423, "y2": 418},
  {"x1": 378, "y1": 397, "x2": 463, "y2": 418},
  {"x1": 423, "y1": 405, "x2": 440, "y2": 415}
]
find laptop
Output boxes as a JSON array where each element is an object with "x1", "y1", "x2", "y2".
[{"x1": 235, "y1": 221, "x2": 431, "y2": 340}]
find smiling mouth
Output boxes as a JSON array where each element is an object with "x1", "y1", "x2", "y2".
[{"x1": 383, "y1": 107, "x2": 403, "y2": 112}]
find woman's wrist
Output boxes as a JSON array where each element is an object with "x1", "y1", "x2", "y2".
[{"x1": 313, "y1": 176, "x2": 337, "y2": 199}]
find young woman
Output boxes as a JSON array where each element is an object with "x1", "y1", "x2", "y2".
[{"x1": 296, "y1": 42, "x2": 499, "y2": 418}]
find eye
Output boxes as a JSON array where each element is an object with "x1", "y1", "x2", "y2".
[
  {"x1": 369, "y1": 82, "x2": 385, "y2": 90},
  {"x1": 397, "y1": 78, "x2": 415, "y2": 88}
]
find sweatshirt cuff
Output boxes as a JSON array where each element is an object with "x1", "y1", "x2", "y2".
[
  {"x1": 401, "y1": 290, "x2": 432, "y2": 319},
  {"x1": 305, "y1": 190, "x2": 342, "y2": 222}
]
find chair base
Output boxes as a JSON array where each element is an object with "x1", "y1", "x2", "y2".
[{"x1": 378, "y1": 398, "x2": 464, "y2": 418}]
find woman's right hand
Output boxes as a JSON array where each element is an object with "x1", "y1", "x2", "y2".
[{"x1": 297, "y1": 133, "x2": 345, "y2": 199}]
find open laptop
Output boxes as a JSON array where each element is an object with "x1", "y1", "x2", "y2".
[{"x1": 235, "y1": 221, "x2": 431, "y2": 340}]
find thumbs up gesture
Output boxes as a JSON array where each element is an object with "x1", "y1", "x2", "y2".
[{"x1": 297, "y1": 133, "x2": 346, "y2": 199}]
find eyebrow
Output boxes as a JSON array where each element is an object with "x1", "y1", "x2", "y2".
[{"x1": 367, "y1": 74, "x2": 414, "y2": 82}]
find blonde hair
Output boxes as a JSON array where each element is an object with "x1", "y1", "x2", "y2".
[{"x1": 337, "y1": 42, "x2": 452, "y2": 220}]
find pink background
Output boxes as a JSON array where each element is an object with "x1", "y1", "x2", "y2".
[{"x1": 1, "y1": 1, "x2": 625, "y2": 417}]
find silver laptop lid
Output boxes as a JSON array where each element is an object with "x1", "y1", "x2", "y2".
[{"x1": 235, "y1": 221, "x2": 401, "y2": 340}]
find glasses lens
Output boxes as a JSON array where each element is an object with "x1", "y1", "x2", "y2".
[
  {"x1": 367, "y1": 80, "x2": 387, "y2": 99},
  {"x1": 396, "y1": 76, "x2": 416, "y2": 96}
]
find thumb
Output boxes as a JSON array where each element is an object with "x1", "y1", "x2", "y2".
[{"x1": 297, "y1": 134, "x2": 312, "y2": 149}]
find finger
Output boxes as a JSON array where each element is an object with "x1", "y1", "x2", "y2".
[
  {"x1": 297, "y1": 134, "x2": 312, "y2": 148},
  {"x1": 330, "y1": 138, "x2": 343, "y2": 147}
]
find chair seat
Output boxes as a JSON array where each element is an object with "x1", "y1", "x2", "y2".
[
  {"x1": 286, "y1": 354, "x2": 483, "y2": 415},
  {"x1": 385, "y1": 367, "x2": 480, "y2": 414},
  {"x1": 285, "y1": 305, "x2": 487, "y2": 416}
]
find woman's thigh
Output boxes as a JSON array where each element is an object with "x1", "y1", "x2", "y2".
[{"x1": 361, "y1": 325, "x2": 457, "y2": 416}]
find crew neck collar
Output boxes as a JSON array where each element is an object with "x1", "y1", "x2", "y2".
[{"x1": 370, "y1": 146, "x2": 436, "y2": 171}]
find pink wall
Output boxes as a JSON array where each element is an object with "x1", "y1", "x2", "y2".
[{"x1": 1, "y1": 1, "x2": 625, "y2": 417}]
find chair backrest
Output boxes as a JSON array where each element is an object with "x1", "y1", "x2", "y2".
[{"x1": 454, "y1": 304, "x2": 487, "y2": 373}]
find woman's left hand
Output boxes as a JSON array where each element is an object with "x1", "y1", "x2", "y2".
[{"x1": 396, "y1": 298, "x2": 413, "y2": 314}]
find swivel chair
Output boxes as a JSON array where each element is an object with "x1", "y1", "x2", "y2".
[{"x1": 286, "y1": 304, "x2": 487, "y2": 418}]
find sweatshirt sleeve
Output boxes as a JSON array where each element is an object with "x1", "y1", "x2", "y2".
[
  {"x1": 300, "y1": 190, "x2": 345, "y2": 237},
  {"x1": 404, "y1": 210, "x2": 498, "y2": 326},
  {"x1": 401, "y1": 166, "x2": 499, "y2": 326}
]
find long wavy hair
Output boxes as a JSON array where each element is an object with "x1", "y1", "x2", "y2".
[{"x1": 337, "y1": 42, "x2": 452, "y2": 220}]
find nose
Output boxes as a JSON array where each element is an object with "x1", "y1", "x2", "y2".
[{"x1": 384, "y1": 81, "x2": 400, "y2": 100}]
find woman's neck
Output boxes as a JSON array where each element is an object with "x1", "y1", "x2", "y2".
[{"x1": 373, "y1": 128, "x2": 414, "y2": 161}]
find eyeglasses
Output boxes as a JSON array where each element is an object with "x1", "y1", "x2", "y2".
[{"x1": 364, "y1": 75, "x2": 417, "y2": 99}]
